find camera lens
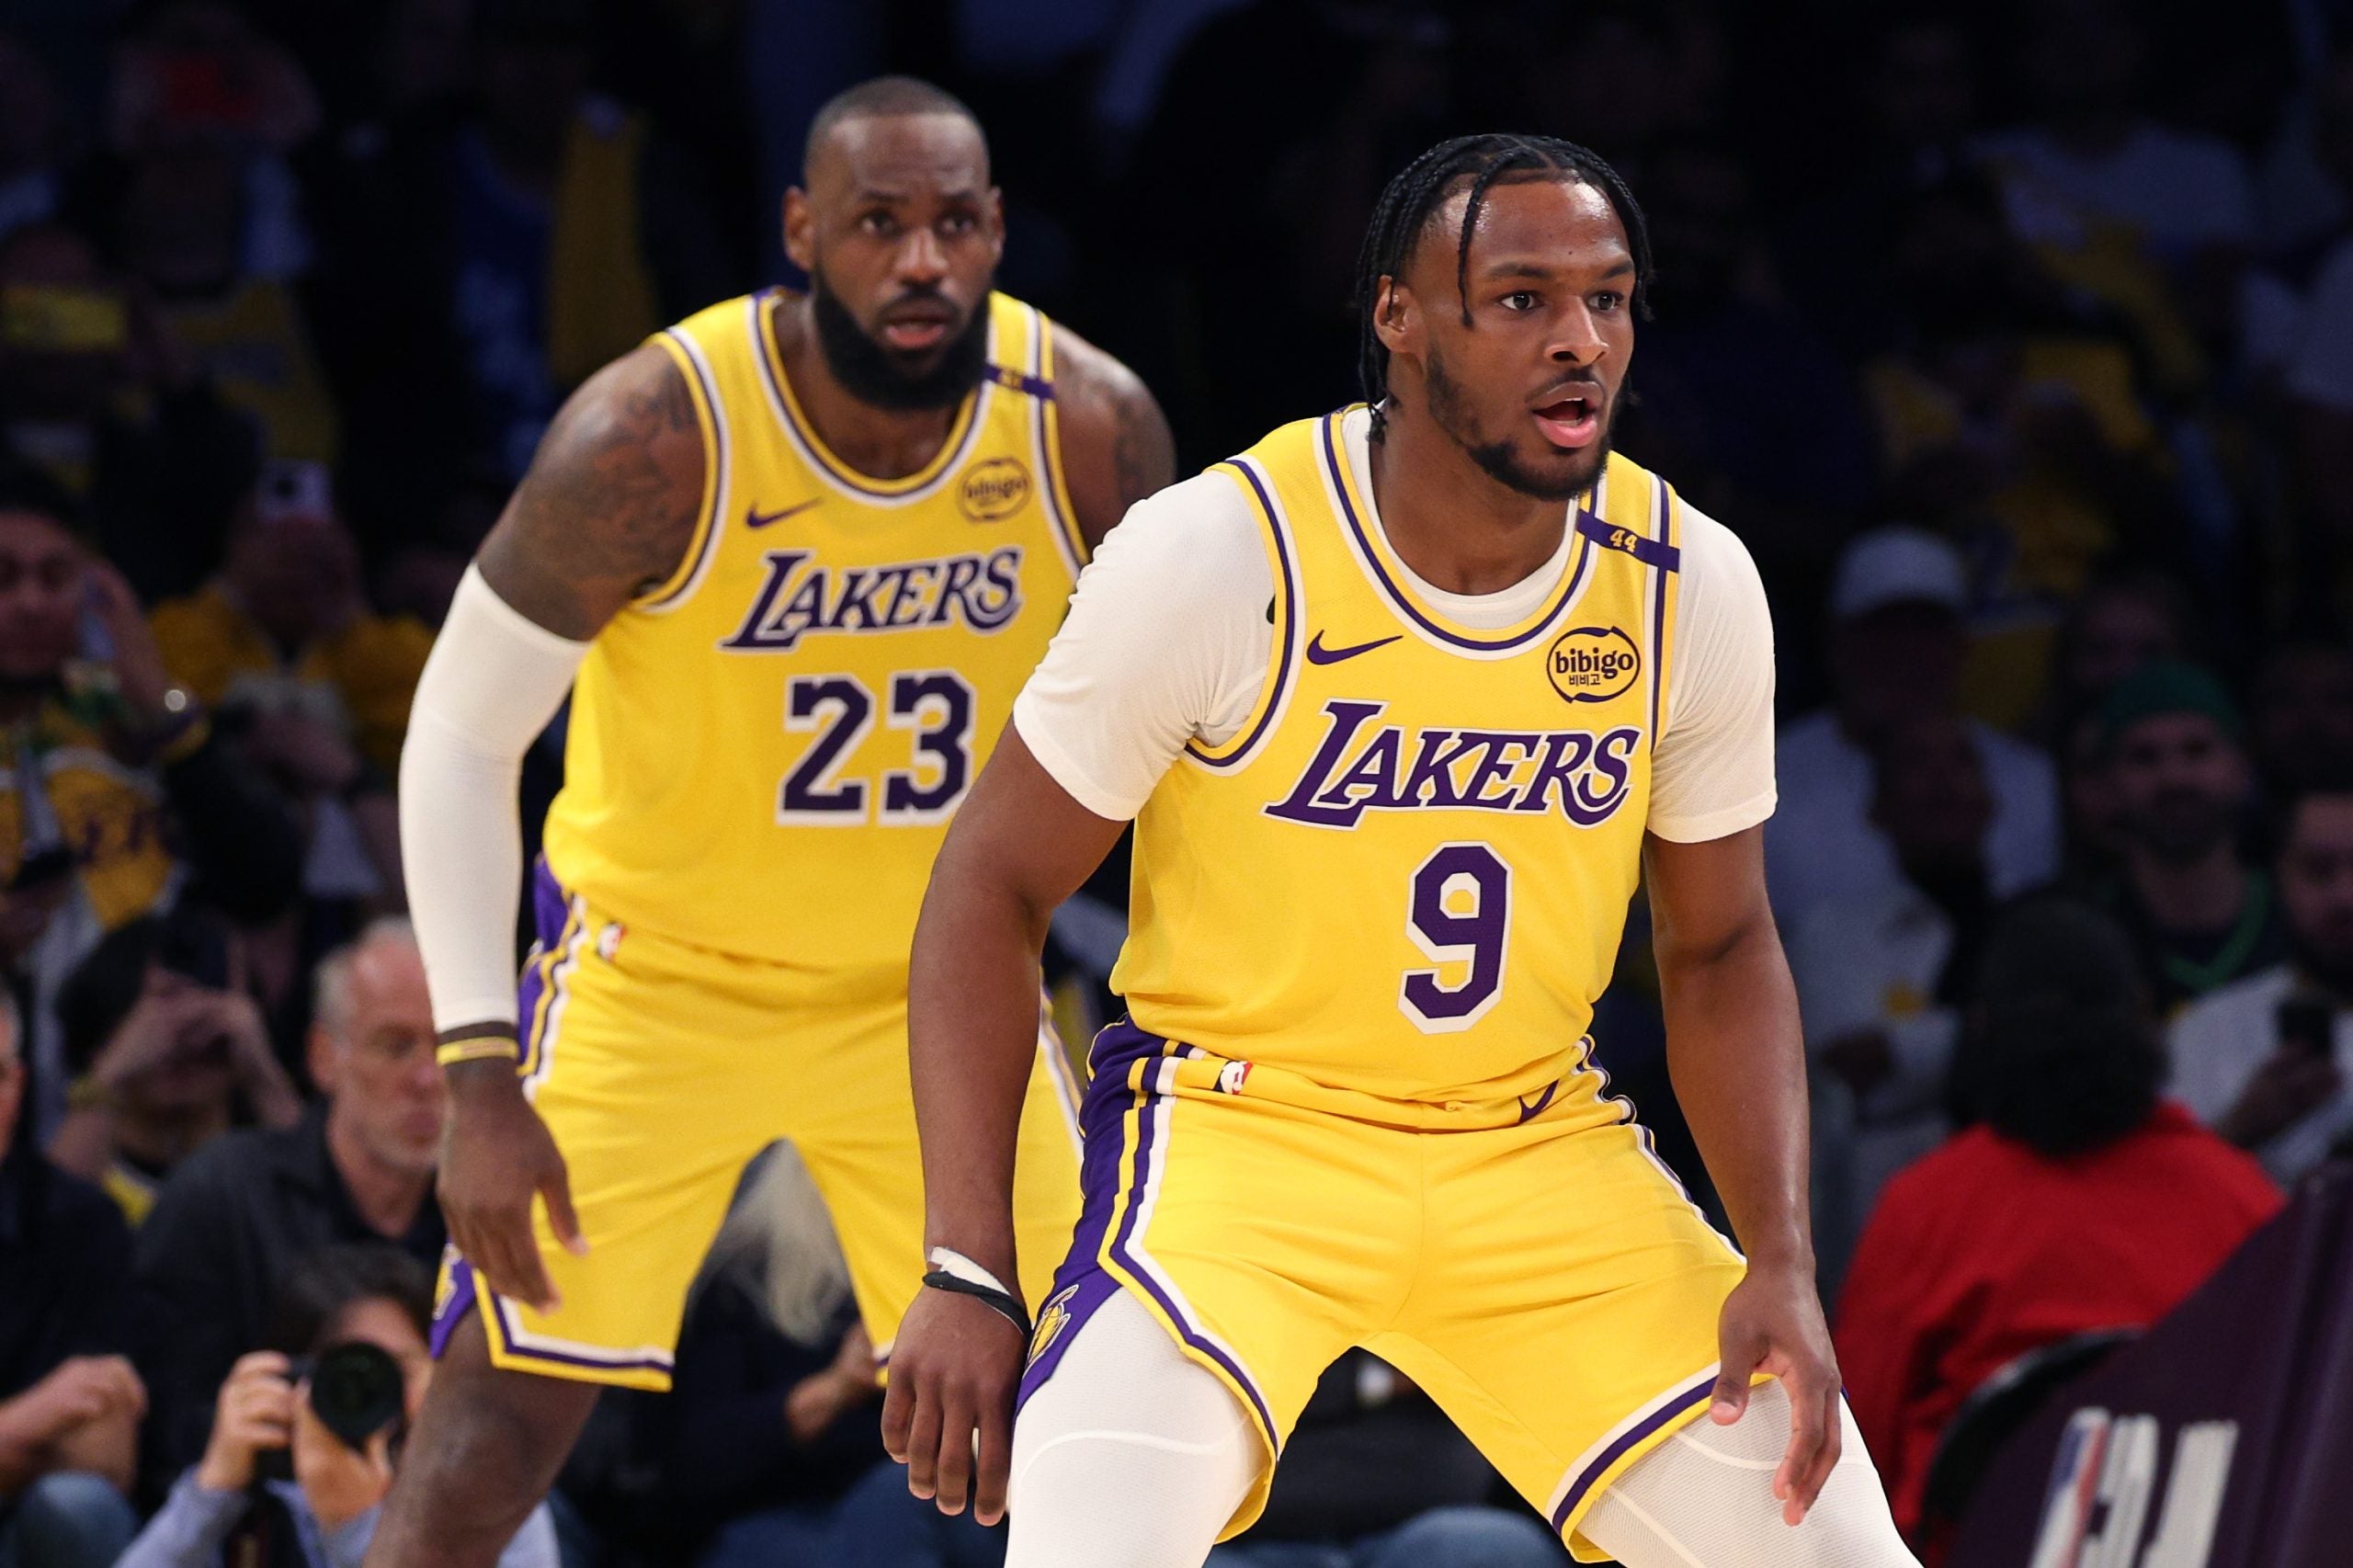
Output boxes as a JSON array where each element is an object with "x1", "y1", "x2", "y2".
[{"x1": 306, "y1": 1342, "x2": 406, "y2": 1451}]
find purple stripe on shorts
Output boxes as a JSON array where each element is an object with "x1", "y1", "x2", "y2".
[
  {"x1": 1016, "y1": 1019, "x2": 1159, "y2": 1404},
  {"x1": 1103, "y1": 1065, "x2": 1279, "y2": 1446},
  {"x1": 1550, "y1": 1373, "x2": 1718, "y2": 1532},
  {"x1": 1017, "y1": 1018, "x2": 1277, "y2": 1449},
  {"x1": 513, "y1": 861, "x2": 566, "y2": 1035},
  {"x1": 482, "y1": 1294, "x2": 674, "y2": 1377}
]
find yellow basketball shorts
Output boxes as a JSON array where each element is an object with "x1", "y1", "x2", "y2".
[
  {"x1": 1017, "y1": 1020, "x2": 1747, "y2": 1561},
  {"x1": 430, "y1": 859, "x2": 1085, "y2": 1389}
]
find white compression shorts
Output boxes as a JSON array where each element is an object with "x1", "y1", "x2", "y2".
[{"x1": 1006, "y1": 1287, "x2": 1919, "y2": 1568}]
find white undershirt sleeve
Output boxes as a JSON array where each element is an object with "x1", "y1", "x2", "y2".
[
  {"x1": 1010, "y1": 472, "x2": 1275, "y2": 821},
  {"x1": 1647, "y1": 505, "x2": 1778, "y2": 843},
  {"x1": 399, "y1": 565, "x2": 590, "y2": 1033}
]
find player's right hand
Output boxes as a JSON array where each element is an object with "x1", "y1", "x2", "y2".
[
  {"x1": 881, "y1": 1284, "x2": 1027, "y2": 1527},
  {"x1": 440, "y1": 1053, "x2": 586, "y2": 1314}
]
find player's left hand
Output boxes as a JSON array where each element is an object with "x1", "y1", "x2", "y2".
[
  {"x1": 880, "y1": 1284, "x2": 1026, "y2": 1526},
  {"x1": 1709, "y1": 1261, "x2": 1841, "y2": 1528}
]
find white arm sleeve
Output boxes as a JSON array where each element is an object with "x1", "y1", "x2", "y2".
[
  {"x1": 1647, "y1": 505, "x2": 1778, "y2": 843},
  {"x1": 1010, "y1": 472, "x2": 1274, "y2": 821},
  {"x1": 399, "y1": 566, "x2": 589, "y2": 1033}
]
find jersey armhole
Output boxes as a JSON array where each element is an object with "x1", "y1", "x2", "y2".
[
  {"x1": 1647, "y1": 476, "x2": 1681, "y2": 743},
  {"x1": 1032, "y1": 309, "x2": 1090, "y2": 575},
  {"x1": 1185, "y1": 458, "x2": 1298, "y2": 770},
  {"x1": 633, "y1": 329, "x2": 727, "y2": 614}
]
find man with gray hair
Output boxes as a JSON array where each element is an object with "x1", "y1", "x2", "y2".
[{"x1": 126, "y1": 920, "x2": 449, "y2": 1491}]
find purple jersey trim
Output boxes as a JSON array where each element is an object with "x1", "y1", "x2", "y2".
[
  {"x1": 994, "y1": 364, "x2": 1055, "y2": 401},
  {"x1": 1573, "y1": 507, "x2": 1682, "y2": 574},
  {"x1": 1646, "y1": 474, "x2": 1674, "y2": 742},
  {"x1": 639, "y1": 328, "x2": 729, "y2": 611},
  {"x1": 1185, "y1": 459, "x2": 1299, "y2": 769}
]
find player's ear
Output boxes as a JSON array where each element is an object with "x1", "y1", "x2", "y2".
[
  {"x1": 983, "y1": 185, "x2": 1006, "y2": 264},
  {"x1": 782, "y1": 187, "x2": 815, "y2": 274},
  {"x1": 1372, "y1": 276, "x2": 1417, "y2": 356}
]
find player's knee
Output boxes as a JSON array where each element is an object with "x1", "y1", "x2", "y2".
[
  {"x1": 1784, "y1": 1460, "x2": 1920, "y2": 1568},
  {"x1": 403, "y1": 1340, "x2": 600, "y2": 1514}
]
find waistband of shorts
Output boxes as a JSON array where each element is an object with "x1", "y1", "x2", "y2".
[
  {"x1": 531, "y1": 857, "x2": 909, "y2": 1003},
  {"x1": 1087, "y1": 1017, "x2": 1601, "y2": 1133}
]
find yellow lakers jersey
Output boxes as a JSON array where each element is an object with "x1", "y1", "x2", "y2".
[
  {"x1": 540, "y1": 290, "x2": 1086, "y2": 992},
  {"x1": 0, "y1": 697, "x2": 176, "y2": 932},
  {"x1": 1112, "y1": 409, "x2": 1682, "y2": 1114}
]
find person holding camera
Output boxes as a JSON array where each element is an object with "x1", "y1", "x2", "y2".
[
  {"x1": 130, "y1": 920, "x2": 445, "y2": 1488},
  {"x1": 119, "y1": 1245, "x2": 556, "y2": 1568},
  {"x1": 2169, "y1": 779, "x2": 2353, "y2": 1182}
]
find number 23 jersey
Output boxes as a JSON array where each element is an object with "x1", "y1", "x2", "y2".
[
  {"x1": 1013, "y1": 404, "x2": 1777, "y2": 1117},
  {"x1": 540, "y1": 290, "x2": 1086, "y2": 993}
]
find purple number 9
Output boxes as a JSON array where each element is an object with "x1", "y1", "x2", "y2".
[{"x1": 1399, "y1": 842, "x2": 1510, "y2": 1033}]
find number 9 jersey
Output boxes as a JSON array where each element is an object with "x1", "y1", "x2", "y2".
[
  {"x1": 543, "y1": 288, "x2": 1087, "y2": 1000},
  {"x1": 1113, "y1": 409, "x2": 1686, "y2": 1127}
]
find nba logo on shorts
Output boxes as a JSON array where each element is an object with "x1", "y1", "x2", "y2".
[
  {"x1": 1547, "y1": 627, "x2": 1641, "y2": 703},
  {"x1": 1217, "y1": 1060, "x2": 1251, "y2": 1095}
]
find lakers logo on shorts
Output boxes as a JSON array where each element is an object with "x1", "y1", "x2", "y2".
[
  {"x1": 1029, "y1": 1283, "x2": 1079, "y2": 1365},
  {"x1": 1547, "y1": 626, "x2": 1641, "y2": 703},
  {"x1": 960, "y1": 457, "x2": 1031, "y2": 522}
]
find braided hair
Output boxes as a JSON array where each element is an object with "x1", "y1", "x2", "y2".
[{"x1": 1354, "y1": 134, "x2": 1654, "y2": 442}]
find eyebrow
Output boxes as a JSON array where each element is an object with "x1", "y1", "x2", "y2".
[
  {"x1": 1479, "y1": 257, "x2": 1638, "y2": 282},
  {"x1": 854, "y1": 186, "x2": 984, "y2": 205}
]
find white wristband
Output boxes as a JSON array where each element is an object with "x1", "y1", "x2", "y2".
[{"x1": 926, "y1": 1245, "x2": 1014, "y2": 1299}]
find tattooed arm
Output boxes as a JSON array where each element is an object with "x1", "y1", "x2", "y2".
[
  {"x1": 1051, "y1": 327, "x2": 1176, "y2": 551},
  {"x1": 398, "y1": 343, "x2": 705, "y2": 1313},
  {"x1": 477, "y1": 343, "x2": 708, "y2": 638}
]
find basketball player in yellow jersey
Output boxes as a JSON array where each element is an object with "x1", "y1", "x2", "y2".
[
  {"x1": 887, "y1": 136, "x2": 1920, "y2": 1568},
  {"x1": 367, "y1": 77, "x2": 1172, "y2": 1567}
]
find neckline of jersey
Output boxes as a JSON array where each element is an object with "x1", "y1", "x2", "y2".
[
  {"x1": 754, "y1": 288, "x2": 986, "y2": 499},
  {"x1": 1320, "y1": 405, "x2": 1596, "y2": 653}
]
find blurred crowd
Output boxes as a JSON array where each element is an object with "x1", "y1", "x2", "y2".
[{"x1": 2, "y1": 0, "x2": 2352, "y2": 1564}]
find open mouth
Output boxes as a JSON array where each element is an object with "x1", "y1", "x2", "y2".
[
  {"x1": 879, "y1": 307, "x2": 955, "y2": 352},
  {"x1": 1532, "y1": 391, "x2": 1602, "y2": 449}
]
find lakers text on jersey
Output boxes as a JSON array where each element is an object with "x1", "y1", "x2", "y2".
[
  {"x1": 1024, "y1": 409, "x2": 1749, "y2": 1561},
  {"x1": 433, "y1": 291, "x2": 1084, "y2": 1390}
]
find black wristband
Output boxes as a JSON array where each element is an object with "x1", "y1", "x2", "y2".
[{"x1": 921, "y1": 1269, "x2": 1032, "y2": 1339}]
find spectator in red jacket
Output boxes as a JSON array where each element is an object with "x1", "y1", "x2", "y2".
[{"x1": 1833, "y1": 896, "x2": 2280, "y2": 1540}]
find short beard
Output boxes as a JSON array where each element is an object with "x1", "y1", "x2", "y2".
[
  {"x1": 1422, "y1": 343, "x2": 1611, "y2": 503},
  {"x1": 809, "y1": 266, "x2": 989, "y2": 413}
]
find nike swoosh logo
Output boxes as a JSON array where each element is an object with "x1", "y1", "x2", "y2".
[
  {"x1": 745, "y1": 498, "x2": 822, "y2": 529},
  {"x1": 1305, "y1": 631, "x2": 1403, "y2": 665}
]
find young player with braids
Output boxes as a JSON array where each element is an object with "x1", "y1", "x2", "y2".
[{"x1": 886, "y1": 134, "x2": 1920, "y2": 1567}]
